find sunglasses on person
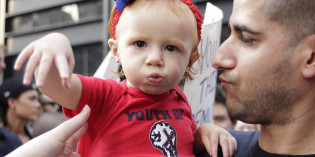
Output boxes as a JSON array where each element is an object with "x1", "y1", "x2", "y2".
[{"x1": 41, "y1": 101, "x2": 59, "y2": 106}]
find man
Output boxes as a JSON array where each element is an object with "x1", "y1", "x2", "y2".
[
  {"x1": 210, "y1": 0, "x2": 315, "y2": 156},
  {"x1": 213, "y1": 84, "x2": 236, "y2": 130}
]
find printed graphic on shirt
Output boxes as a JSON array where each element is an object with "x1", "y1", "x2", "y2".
[
  {"x1": 126, "y1": 109, "x2": 184, "y2": 122},
  {"x1": 149, "y1": 121, "x2": 178, "y2": 157}
]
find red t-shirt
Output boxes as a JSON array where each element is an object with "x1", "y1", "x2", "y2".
[{"x1": 64, "y1": 75, "x2": 197, "y2": 157}]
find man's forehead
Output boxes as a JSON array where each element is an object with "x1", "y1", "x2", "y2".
[
  {"x1": 232, "y1": 0, "x2": 265, "y2": 18},
  {"x1": 229, "y1": 0, "x2": 269, "y2": 33},
  {"x1": 233, "y1": 0, "x2": 265, "y2": 8}
]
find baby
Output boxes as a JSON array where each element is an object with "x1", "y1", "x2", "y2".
[{"x1": 15, "y1": 0, "x2": 236, "y2": 156}]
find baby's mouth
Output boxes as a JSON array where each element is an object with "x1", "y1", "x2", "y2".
[{"x1": 147, "y1": 73, "x2": 163, "y2": 84}]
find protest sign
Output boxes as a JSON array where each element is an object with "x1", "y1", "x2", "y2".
[
  {"x1": 94, "y1": 51, "x2": 120, "y2": 81},
  {"x1": 183, "y1": 2, "x2": 223, "y2": 127}
]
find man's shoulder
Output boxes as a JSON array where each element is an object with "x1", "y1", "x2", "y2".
[
  {"x1": 196, "y1": 130, "x2": 260, "y2": 157},
  {"x1": 229, "y1": 130, "x2": 260, "y2": 157},
  {"x1": 229, "y1": 130, "x2": 260, "y2": 144}
]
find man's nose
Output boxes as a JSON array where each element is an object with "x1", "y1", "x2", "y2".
[{"x1": 212, "y1": 38, "x2": 236, "y2": 70}]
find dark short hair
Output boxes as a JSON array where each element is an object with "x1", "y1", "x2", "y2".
[{"x1": 261, "y1": 0, "x2": 315, "y2": 47}]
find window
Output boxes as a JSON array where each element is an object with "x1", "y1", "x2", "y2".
[
  {"x1": 73, "y1": 43, "x2": 105, "y2": 76},
  {"x1": 6, "y1": 0, "x2": 102, "y2": 34}
]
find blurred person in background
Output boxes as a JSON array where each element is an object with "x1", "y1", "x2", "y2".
[
  {"x1": 6, "y1": 105, "x2": 90, "y2": 157},
  {"x1": 0, "y1": 45, "x2": 19, "y2": 156},
  {"x1": 32, "y1": 112, "x2": 68, "y2": 137},
  {"x1": 234, "y1": 120, "x2": 260, "y2": 132},
  {"x1": 0, "y1": 77, "x2": 41, "y2": 156},
  {"x1": 33, "y1": 94, "x2": 65, "y2": 138},
  {"x1": 39, "y1": 93, "x2": 61, "y2": 113},
  {"x1": 213, "y1": 84, "x2": 236, "y2": 130}
]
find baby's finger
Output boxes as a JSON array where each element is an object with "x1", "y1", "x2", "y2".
[
  {"x1": 229, "y1": 135, "x2": 237, "y2": 156},
  {"x1": 202, "y1": 135, "x2": 212, "y2": 157},
  {"x1": 210, "y1": 134, "x2": 219, "y2": 157},
  {"x1": 14, "y1": 42, "x2": 35, "y2": 71},
  {"x1": 55, "y1": 54, "x2": 71, "y2": 89},
  {"x1": 36, "y1": 53, "x2": 53, "y2": 87},
  {"x1": 220, "y1": 135, "x2": 230, "y2": 157},
  {"x1": 23, "y1": 48, "x2": 42, "y2": 85}
]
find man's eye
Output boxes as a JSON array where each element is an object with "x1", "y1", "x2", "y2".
[
  {"x1": 165, "y1": 45, "x2": 177, "y2": 52},
  {"x1": 239, "y1": 36, "x2": 254, "y2": 43},
  {"x1": 135, "y1": 41, "x2": 146, "y2": 47}
]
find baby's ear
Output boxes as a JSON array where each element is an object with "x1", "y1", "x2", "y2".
[
  {"x1": 108, "y1": 39, "x2": 117, "y2": 51},
  {"x1": 189, "y1": 48, "x2": 199, "y2": 65},
  {"x1": 302, "y1": 34, "x2": 315, "y2": 78},
  {"x1": 108, "y1": 39, "x2": 118, "y2": 57}
]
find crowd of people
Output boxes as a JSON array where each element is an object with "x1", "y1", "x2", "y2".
[
  {"x1": 0, "y1": 76, "x2": 65, "y2": 156},
  {"x1": 1, "y1": 0, "x2": 314, "y2": 156},
  {"x1": 0, "y1": 45, "x2": 65, "y2": 156}
]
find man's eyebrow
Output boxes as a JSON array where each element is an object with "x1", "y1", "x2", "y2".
[{"x1": 233, "y1": 25, "x2": 261, "y2": 35}]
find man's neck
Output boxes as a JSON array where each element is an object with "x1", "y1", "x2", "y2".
[{"x1": 259, "y1": 104, "x2": 315, "y2": 155}]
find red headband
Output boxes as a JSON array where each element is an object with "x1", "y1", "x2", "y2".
[{"x1": 112, "y1": 0, "x2": 203, "y2": 41}]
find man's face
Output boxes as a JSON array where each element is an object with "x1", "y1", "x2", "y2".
[{"x1": 212, "y1": 0, "x2": 301, "y2": 125}]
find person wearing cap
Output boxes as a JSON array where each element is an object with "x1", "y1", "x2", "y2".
[{"x1": 0, "y1": 77, "x2": 41, "y2": 156}]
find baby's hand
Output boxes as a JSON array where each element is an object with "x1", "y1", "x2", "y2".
[
  {"x1": 14, "y1": 33, "x2": 75, "y2": 89},
  {"x1": 196, "y1": 123, "x2": 237, "y2": 157}
]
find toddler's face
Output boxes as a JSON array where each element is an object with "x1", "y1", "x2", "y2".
[{"x1": 112, "y1": 2, "x2": 197, "y2": 94}]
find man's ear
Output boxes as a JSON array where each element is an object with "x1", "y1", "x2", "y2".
[
  {"x1": 302, "y1": 34, "x2": 315, "y2": 79},
  {"x1": 108, "y1": 39, "x2": 120, "y2": 61}
]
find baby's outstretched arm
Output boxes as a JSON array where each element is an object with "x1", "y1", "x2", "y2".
[
  {"x1": 14, "y1": 33, "x2": 81, "y2": 110},
  {"x1": 193, "y1": 123, "x2": 237, "y2": 157}
]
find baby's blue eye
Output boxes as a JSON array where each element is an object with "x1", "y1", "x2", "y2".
[
  {"x1": 165, "y1": 45, "x2": 176, "y2": 52},
  {"x1": 135, "y1": 41, "x2": 146, "y2": 47}
]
